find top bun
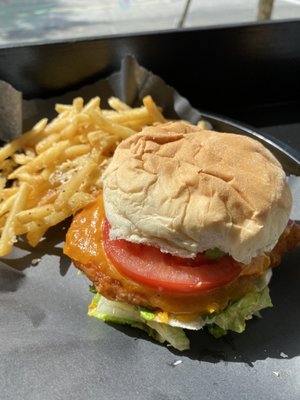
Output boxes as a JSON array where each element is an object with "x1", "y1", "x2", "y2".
[{"x1": 102, "y1": 121, "x2": 292, "y2": 263}]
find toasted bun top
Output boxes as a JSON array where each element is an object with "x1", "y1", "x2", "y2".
[{"x1": 102, "y1": 121, "x2": 292, "y2": 263}]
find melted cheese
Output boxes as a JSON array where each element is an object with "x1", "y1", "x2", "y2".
[{"x1": 64, "y1": 194, "x2": 269, "y2": 315}]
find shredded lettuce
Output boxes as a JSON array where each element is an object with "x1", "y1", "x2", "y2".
[
  {"x1": 88, "y1": 294, "x2": 190, "y2": 351},
  {"x1": 138, "y1": 307, "x2": 155, "y2": 321},
  {"x1": 88, "y1": 283, "x2": 273, "y2": 350},
  {"x1": 89, "y1": 284, "x2": 97, "y2": 294},
  {"x1": 204, "y1": 248, "x2": 226, "y2": 260},
  {"x1": 207, "y1": 286, "x2": 273, "y2": 337}
]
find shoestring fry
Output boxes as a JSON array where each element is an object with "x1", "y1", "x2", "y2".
[{"x1": 0, "y1": 95, "x2": 166, "y2": 256}]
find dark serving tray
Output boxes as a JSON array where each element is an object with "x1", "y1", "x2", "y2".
[{"x1": 0, "y1": 21, "x2": 300, "y2": 400}]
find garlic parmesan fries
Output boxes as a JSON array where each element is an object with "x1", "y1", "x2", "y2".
[{"x1": 0, "y1": 95, "x2": 166, "y2": 256}]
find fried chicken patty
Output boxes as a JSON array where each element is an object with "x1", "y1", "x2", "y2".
[{"x1": 64, "y1": 198, "x2": 300, "y2": 315}]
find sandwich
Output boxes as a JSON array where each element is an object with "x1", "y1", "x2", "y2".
[{"x1": 64, "y1": 121, "x2": 300, "y2": 350}]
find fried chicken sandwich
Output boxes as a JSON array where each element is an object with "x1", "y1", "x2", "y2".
[{"x1": 64, "y1": 121, "x2": 300, "y2": 350}]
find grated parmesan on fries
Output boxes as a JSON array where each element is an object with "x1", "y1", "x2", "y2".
[{"x1": 0, "y1": 95, "x2": 167, "y2": 256}]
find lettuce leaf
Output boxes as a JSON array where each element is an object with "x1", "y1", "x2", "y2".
[
  {"x1": 88, "y1": 285, "x2": 272, "y2": 349},
  {"x1": 88, "y1": 294, "x2": 190, "y2": 351},
  {"x1": 207, "y1": 286, "x2": 273, "y2": 337}
]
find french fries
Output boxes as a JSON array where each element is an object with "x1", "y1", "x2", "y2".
[
  {"x1": 0, "y1": 95, "x2": 169, "y2": 256},
  {"x1": 0, "y1": 183, "x2": 31, "y2": 255}
]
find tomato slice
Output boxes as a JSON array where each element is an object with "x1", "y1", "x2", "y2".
[{"x1": 102, "y1": 219, "x2": 241, "y2": 293}]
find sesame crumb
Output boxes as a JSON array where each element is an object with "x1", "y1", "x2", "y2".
[
  {"x1": 172, "y1": 360, "x2": 182, "y2": 367},
  {"x1": 280, "y1": 352, "x2": 288, "y2": 358}
]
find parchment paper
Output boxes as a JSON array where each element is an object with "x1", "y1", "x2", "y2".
[
  {"x1": 0, "y1": 55, "x2": 201, "y2": 139},
  {"x1": 0, "y1": 81, "x2": 22, "y2": 140}
]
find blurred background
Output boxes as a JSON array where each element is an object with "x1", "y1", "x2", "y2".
[{"x1": 0, "y1": 0, "x2": 300, "y2": 46}]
